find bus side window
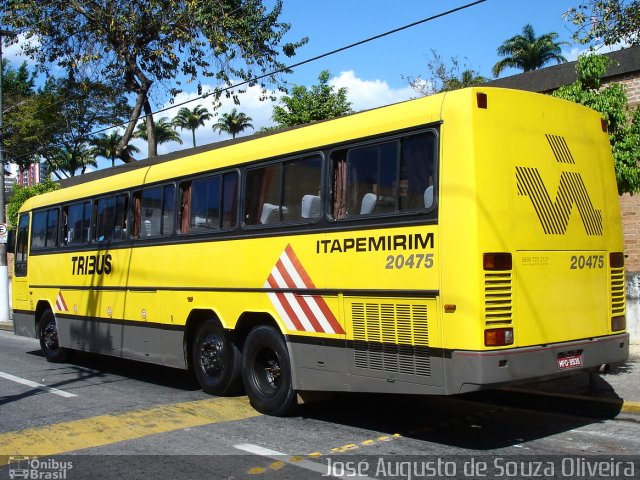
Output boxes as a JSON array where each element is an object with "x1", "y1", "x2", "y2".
[
  {"x1": 222, "y1": 172, "x2": 238, "y2": 229},
  {"x1": 244, "y1": 165, "x2": 281, "y2": 225},
  {"x1": 179, "y1": 182, "x2": 192, "y2": 234},
  {"x1": 331, "y1": 131, "x2": 436, "y2": 219},
  {"x1": 134, "y1": 186, "x2": 174, "y2": 238},
  {"x1": 14, "y1": 213, "x2": 30, "y2": 277},
  {"x1": 283, "y1": 155, "x2": 322, "y2": 222},
  {"x1": 64, "y1": 201, "x2": 91, "y2": 245},
  {"x1": 94, "y1": 194, "x2": 127, "y2": 242},
  {"x1": 399, "y1": 132, "x2": 436, "y2": 211},
  {"x1": 31, "y1": 211, "x2": 47, "y2": 249},
  {"x1": 31, "y1": 208, "x2": 59, "y2": 250}
]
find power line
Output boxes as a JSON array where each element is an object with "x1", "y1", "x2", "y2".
[{"x1": 6, "y1": 0, "x2": 487, "y2": 164}]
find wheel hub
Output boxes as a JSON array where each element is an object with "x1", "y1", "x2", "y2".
[{"x1": 200, "y1": 334, "x2": 225, "y2": 375}]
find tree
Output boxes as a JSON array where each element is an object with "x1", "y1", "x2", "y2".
[
  {"x1": 212, "y1": 109, "x2": 254, "y2": 139},
  {"x1": 7, "y1": 178, "x2": 59, "y2": 229},
  {"x1": 37, "y1": 72, "x2": 130, "y2": 173},
  {"x1": 91, "y1": 131, "x2": 140, "y2": 167},
  {"x1": 553, "y1": 53, "x2": 640, "y2": 194},
  {"x1": 1, "y1": 60, "x2": 42, "y2": 172},
  {"x1": 172, "y1": 105, "x2": 212, "y2": 148},
  {"x1": 272, "y1": 70, "x2": 353, "y2": 128},
  {"x1": 134, "y1": 117, "x2": 183, "y2": 149},
  {"x1": 493, "y1": 24, "x2": 569, "y2": 77},
  {"x1": 404, "y1": 50, "x2": 488, "y2": 96},
  {"x1": 2, "y1": 0, "x2": 307, "y2": 161},
  {"x1": 564, "y1": 0, "x2": 640, "y2": 47},
  {"x1": 47, "y1": 144, "x2": 97, "y2": 179}
]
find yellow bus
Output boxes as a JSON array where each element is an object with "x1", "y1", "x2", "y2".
[{"x1": 11, "y1": 87, "x2": 629, "y2": 415}]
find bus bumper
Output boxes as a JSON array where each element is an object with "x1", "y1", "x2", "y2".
[{"x1": 450, "y1": 333, "x2": 630, "y2": 394}]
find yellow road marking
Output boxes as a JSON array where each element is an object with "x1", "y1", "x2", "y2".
[
  {"x1": 0, "y1": 396, "x2": 260, "y2": 461},
  {"x1": 622, "y1": 401, "x2": 640, "y2": 413}
]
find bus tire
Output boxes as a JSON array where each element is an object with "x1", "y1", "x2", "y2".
[
  {"x1": 241, "y1": 325, "x2": 296, "y2": 416},
  {"x1": 38, "y1": 309, "x2": 69, "y2": 363},
  {"x1": 192, "y1": 320, "x2": 242, "y2": 395}
]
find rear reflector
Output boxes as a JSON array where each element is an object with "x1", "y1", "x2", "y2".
[
  {"x1": 483, "y1": 252, "x2": 512, "y2": 271},
  {"x1": 485, "y1": 328, "x2": 514, "y2": 347},
  {"x1": 611, "y1": 316, "x2": 626, "y2": 332},
  {"x1": 610, "y1": 252, "x2": 625, "y2": 269}
]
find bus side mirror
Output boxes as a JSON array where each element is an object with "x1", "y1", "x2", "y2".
[{"x1": 6, "y1": 230, "x2": 15, "y2": 254}]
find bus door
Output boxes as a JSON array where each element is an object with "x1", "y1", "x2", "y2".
[{"x1": 12, "y1": 213, "x2": 31, "y2": 309}]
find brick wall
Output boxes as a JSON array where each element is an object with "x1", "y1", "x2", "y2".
[{"x1": 607, "y1": 74, "x2": 640, "y2": 273}]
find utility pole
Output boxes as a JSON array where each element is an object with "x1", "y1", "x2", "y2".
[{"x1": 0, "y1": 29, "x2": 15, "y2": 324}]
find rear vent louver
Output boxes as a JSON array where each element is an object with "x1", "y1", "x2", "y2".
[
  {"x1": 484, "y1": 272, "x2": 513, "y2": 325},
  {"x1": 610, "y1": 266, "x2": 626, "y2": 316},
  {"x1": 352, "y1": 302, "x2": 430, "y2": 376}
]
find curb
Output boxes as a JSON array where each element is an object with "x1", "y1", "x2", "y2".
[{"x1": 0, "y1": 322, "x2": 13, "y2": 332}]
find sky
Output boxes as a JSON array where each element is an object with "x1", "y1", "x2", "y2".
[{"x1": 3, "y1": 0, "x2": 610, "y2": 171}]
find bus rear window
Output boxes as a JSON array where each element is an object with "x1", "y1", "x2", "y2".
[{"x1": 331, "y1": 131, "x2": 436, "y2": 219}]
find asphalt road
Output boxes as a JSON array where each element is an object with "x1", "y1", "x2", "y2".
[{"x1": 0, "y1": 330, "x2": 638, "y2": 480}]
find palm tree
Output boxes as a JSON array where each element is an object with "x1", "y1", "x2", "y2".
[
  {"x1": 91, "y1": 131, "x2": 140, "y2": 167},
  {"x1": 172, "y1": 105, "x2": 212, "y2": 148},
  {"x1": 134, "y1": 116, "x2": 183, "y2": 149},
  {"x1": 212, "y1": 108, "x2": 254, "y2": 139},
  {"x1": 47, "y1": 144, "x2": 97, "y2": 178},
  {"x1": 492, "y1": 24, "x2": 568, "y2": 77}
]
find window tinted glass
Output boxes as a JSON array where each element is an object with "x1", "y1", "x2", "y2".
[
  {"x1": 65, "y1": 202, "x2": 91, "y2": 245},
  {"x1": 244, "y1": 155, "x2": 322, "y2": 226},
  {"x1": 244, "y1": 165, "x2": 281, "y2": 225},
  {"x1": 46, "y1": 209, "x2": 59, "y2": 247},
  {"x1": 190, "y1": 176, "x2": 221, "y2": 233},
  {"x1": 15, "y1": 214, "x2": 29, "y2": 277},
  {"x1": 31, "y1": 211, "x2": 46, "y2": 249},
  {"x1": 331, "y1": 131, "x2": 436, "y2": 219},
  {"x1": 95, "y1": 194, "x2": 127, "y2": 242}
]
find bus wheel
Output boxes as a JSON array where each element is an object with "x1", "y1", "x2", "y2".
[
  {"x1": 192, "y1": 320, "x2": 242, "y2": 395},
  {"x1": 39, "y1": 309, "x2": 68, "y2": 363},
  {"x1": 241, "y1": 325, "x2": 296, "y2": 416}
]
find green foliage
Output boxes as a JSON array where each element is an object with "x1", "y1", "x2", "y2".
[
  {"x1": 212, "y1": 109, "x2": 254, "y2": 139},
  {"x1": 134, "y1": 117, "x2": 183, "y2": 148},
  {"x1": 2, "y1": 0, "x2": 307, "y2": 161},
  {"x1": 272, "y1": 70, "x2": 353, "y2": 127},
  {"x1": 172, "y1": 105, "x2": 212, "y2": 147},
  {"x1": 7, "y1": 178, "x2": 59, "y2": 229},
  {"x1": 493, "y1": 24, "x2": 568, "y2": 77},
  {"x1": 404, "y1": 50, "x2": 487, "y2": 96},
  {"x1": 564, "y1": 0, "x2": 640, "y2": 47},
  {"x1": 91, "y1": 131, "x2": 140, "y2": 168},
  {"x1": 553, "y1": 53, "x2": 640, "y2": 194}
]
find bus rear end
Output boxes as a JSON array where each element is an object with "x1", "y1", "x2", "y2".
[{"x1": 439, "y1": 88, "x2": 628, "y2": 393}]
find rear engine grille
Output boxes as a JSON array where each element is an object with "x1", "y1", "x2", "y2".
[
  {"x1": 610, "y1": 267, "x2": 626, "y2": 316},
  {"x1": 484, "y1": 272, "x2": 513, "y2": 325},
  {"x1": 352, "y1": 302, "x2": 430, "y2": 376}
]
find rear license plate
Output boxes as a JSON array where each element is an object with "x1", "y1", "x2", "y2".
[{"x1": 557, "y1": 354, "x2": 583, "y2": 370}]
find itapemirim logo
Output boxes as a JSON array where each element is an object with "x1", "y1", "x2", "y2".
[{"x1": 516, "y1": 134, "x2": 603, "y2": 236}]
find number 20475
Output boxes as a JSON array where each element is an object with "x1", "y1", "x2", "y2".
[
  {"x1": 570, "y1": 255, "x2": 604, "y2": 269},
  {"x1": 385, "y1": 253, "x2": 434, "y2": 270}
]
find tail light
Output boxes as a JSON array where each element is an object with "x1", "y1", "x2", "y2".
[{"x1": 485, "y1": 328, "x2": 514, "y2": 347}]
